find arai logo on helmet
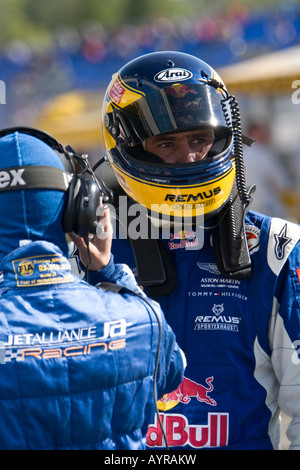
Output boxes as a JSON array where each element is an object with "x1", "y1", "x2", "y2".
[{"x1": 154, "y1": 68, "x2": 193, "y2": 82}]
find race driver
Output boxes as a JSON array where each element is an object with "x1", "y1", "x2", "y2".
[{"x1": 82, "y1": 51, "x2": 300, "y2": 450}]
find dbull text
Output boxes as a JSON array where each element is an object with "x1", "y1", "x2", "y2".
[
  {"x1": 147, "y1": 376, "x2": 229, "y2": 448},
  {"x1": 147, "y1": 412, "x2": 229, "y2": 448}
]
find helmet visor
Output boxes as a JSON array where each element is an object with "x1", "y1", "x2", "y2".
[{"x1": 117, "y1": 83, "x2": 228, "y2": 146}]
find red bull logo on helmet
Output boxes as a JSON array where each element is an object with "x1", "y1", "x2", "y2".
[
  {"x1": 165, "y1": 83, "x2": 198, "y2": 98},
  {"x1": 158, "y1": 376, "x2": 216, "y2": 412}
]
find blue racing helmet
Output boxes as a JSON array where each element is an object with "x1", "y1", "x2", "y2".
[{"x1": 102, "y1": 51, "x2": 247, "y2": 220}]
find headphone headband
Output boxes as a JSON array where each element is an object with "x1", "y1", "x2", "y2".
[{"x1": 0, "y1": 166, "x2": 71, "y2": 193}]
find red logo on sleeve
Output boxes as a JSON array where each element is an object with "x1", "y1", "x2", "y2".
[{"x1": 296, "y1": 268, "x2": 300, "y2": 284}]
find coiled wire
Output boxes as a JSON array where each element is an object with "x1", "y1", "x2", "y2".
[{"x1": 227, "y1": 95, "x2": 251, "y2": 207}]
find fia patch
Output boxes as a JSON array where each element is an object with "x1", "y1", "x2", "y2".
[{"x1": 12, "y1": 254, "x2": 73, "y2": 287}]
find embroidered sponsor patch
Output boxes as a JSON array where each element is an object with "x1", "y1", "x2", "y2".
[
  {"x1": 267, "y1": 218, "x2": 300, "y2": 276},
  {"x1": 12, "y1": 254, "x2": 73, "y2": 287},
  {"x1": 168, "y1": 230, "x2": 199, "y2": 250},
  {"x1": 274, "y1": 223, "x2": 292, "y2": 260},
  {"x1": 245, "y1": 224, "x2": 260, "y2": 254}
]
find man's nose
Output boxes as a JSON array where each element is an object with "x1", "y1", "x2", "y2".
[{"x1": 180, "y1": 142, "x2": 198, "y2": 162}]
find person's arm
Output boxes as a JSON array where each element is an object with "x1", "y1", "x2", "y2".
[
  {"x1": 68, "y1": 208, "x2": 141, "y2": 292},
  {"x1": 68, "y1": 207, "x2": 112, "y2": 272},
  {"x1": 157, "y1": 314, "x2": 186, "y2": 399},
  {"x1": 70, "y1": 206, "x2": 186, "y2": 390},
  {"x1": 270, "y1": 243, "x2": 300, "y2": 449}
]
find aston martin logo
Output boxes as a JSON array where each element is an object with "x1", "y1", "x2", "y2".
[{"x1": 197, "y1": 262, "x2": 220, "y2": 275}]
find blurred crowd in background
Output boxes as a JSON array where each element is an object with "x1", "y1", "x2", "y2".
[{"x1": 0, "y1": 0, "x2": 299, "y2": 221}]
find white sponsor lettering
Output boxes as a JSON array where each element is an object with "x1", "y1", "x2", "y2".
[
  {"x1": 154, "y1": 68, "x2": 193, "y2": 82},
  {"x1": 0, "y1": 169, "x2": 25, "y2": 188}
]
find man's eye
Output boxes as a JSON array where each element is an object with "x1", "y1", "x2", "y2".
[{"x1": 159, "y1": 142, "x2": 173, "y2": 148}]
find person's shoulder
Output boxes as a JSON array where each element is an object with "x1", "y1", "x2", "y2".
[
  {"x1": 246, "y1": 210, "x2": 300, "y2": 273},
  {"x1": 247, "y1": 210, "x2": 300, "y2": 237}
]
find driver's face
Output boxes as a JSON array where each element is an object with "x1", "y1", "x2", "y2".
[{"x1": 144, "y1": 129, "x2": 214, "y2": 164}]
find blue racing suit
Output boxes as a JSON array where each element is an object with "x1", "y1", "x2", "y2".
[
  {"x1": 105, "y1": 210, "x2": 300, "y2": 450},
  {"x1": 0, "y1": 240, "x2": 184, "y2": 450}
]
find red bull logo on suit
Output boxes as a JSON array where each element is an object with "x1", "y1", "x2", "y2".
[
  {"x1": 158, "y1": 376, "x2": 216, "y2": 411},
  {"x1": 146, "y1": 375, "x2": 229, "y2": 448},
  {"x1": 147, "y1": 412, "x2": 229, "y2": 448}
]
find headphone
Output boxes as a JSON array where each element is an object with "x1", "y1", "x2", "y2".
[{"x1": 0, "y1": 126, "x2": 113, "y2": 237}]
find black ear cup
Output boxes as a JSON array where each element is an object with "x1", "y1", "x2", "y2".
[{"x1": 62, "y1": 175, "x2": 101, "y2": 236}]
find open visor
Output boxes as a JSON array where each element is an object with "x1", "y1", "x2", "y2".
[{"x1": 115, "y1": 82, "x2": 230, "y2": 146}]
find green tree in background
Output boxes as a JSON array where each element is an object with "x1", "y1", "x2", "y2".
[{"x1": 0, "y1": 0, "x2": 284, "y2": 48}]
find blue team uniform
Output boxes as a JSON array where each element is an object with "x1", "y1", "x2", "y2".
[
  {"x1": 107, "y1": 210, "x2": 300, "y2": 450},
  {"x1": 0, "y1": 240, "x2": 184, "y2": 450}
]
